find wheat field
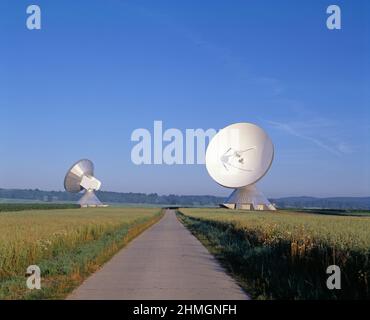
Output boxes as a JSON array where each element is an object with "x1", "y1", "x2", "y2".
[
  {"x1": 179, "y1": 208, "x2": 370, "y2": 299},
  {"x1": 0, "y1": 207, "x2": 162, "y2": 299}
]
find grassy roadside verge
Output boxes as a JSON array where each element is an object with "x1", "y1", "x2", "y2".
[
  {"x1": 177, "y1": 209, "x2": 370, "y2": 300},
  {"x1": 0, "y1": 208, "x2": 163, "y2": 299},
  {"x1": 176, "y1": 211, "x2": 257, "y2": 298}
]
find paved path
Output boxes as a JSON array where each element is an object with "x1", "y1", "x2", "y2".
[{"x1": 68, "y1": 210, "x2": 249, "y2": 300}]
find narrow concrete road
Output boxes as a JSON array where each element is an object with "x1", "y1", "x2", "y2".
[{"x1": 68, "y1": 210, "x2": 249, "y2": 300}]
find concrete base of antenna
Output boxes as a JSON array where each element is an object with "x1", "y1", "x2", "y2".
[
  {"x1": 222, "y1": 185, "x2": 276, "y2": 211},
  {"x1": 78, "y1": 190, "x2": 108, "y2": 208}
]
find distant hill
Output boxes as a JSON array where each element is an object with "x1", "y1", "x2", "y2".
[
  {"x1": 0, "y1": 188, "x2": 224, "y2": 207},
  {"x1": 271, "y1": 196, "x2": 370, "y2": 210},
  {"x1": 0, "y1": 188, "x2": 369, "y2": 209}
]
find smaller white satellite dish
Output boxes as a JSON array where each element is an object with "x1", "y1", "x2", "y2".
[
  {"x1": 64, "y1": 159, "x2": 105, "y2": 207},
  {"x1": 206, "y1": 123, "x2": 276, "y2": 210}
]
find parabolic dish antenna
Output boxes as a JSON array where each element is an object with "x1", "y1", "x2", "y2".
[
  {"x1": 206, "y1": 123, "x2": 276, "y2": 210},
  {"x1": 64, "y1": 159, "x2": 105, "y2": 207}
]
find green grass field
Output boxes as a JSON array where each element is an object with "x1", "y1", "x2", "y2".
[
  {"x1": 178, "y1": 208, "x2": 370, "y2": 300},
  {"x1": 285, "y1": 208, "x2": 370, "y2": 217},
  {"x1": 0, "y1": 207, "x2": 162, "y2": 299},
  {"x1": 0, "y1": 203, "x2": 80, "y2": 212}
]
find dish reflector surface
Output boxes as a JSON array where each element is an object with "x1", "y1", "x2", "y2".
[
  {"x1": 206, "y1": 123, "x2": 274, "y2": 189},
  {"x1": 64, "y1": 159, "x2": 95, "y2": 193}
]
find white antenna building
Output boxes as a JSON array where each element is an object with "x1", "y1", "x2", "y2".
[
  {"x1": 206, "y1": 122, "x2": 276, "y2": 210},
  {"x1": 64, "y1": 159, "x2": 105, "y2": 207}
]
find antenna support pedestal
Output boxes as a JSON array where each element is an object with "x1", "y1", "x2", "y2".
[
  {"x1": 78, "y1": 189, "x2": 104, "y2": 208},
  {"x1": 222, "y1": 185, "x2": 276, "y2": 211}
]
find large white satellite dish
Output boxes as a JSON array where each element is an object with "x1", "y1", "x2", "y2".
[
  {"x1": 206, "y1": 123, "x2": 276, "y2": 210},
  {"x1": 64, "y1": 159, "x2": 105, "y2": 207}
]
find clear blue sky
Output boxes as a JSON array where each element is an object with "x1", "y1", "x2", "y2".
[{"x1": 1, "y1": 0, "x2": 369, "y2": 198}]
